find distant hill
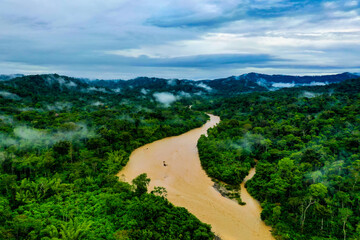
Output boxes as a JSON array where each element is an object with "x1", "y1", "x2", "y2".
[
  {"x1": 207, "y1": 72, "x2": 358, "y2": 90},
  {"x1": 0, "y1": 74, "x2": 24, "y2": 81},
  {"x1": 0, "y1": 74, "x2": 90, "y2": 97},
  {"x1": 86, "y1": 72, "x2": 358, "y2": 94},
  {"x1": 0, "y1": 72, "x2": 358, "y2": 100}
]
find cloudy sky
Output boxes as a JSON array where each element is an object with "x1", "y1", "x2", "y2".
[{"x1": 0, "y1": 0, "x2": 359, "y2": 79}]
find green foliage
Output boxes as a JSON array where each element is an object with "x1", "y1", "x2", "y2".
[
  {"x1": 0, "y1": 76, "x2": 213, "y2": 239},
  {"x1": 196, "y1": 80, "x2": 360, "y2": 239},
  {"x1": 132, "y1": 173, "x2": 150, "y2": 196},
  {"x1": 197, "y1": 119, "x2": 256, "y2": 185},
  {"x1": 2, "y1": 73, "x2": 359, "y2": 240},
  {"x1": 59, "y1": 218, "x2": 92, "y2": 240}
]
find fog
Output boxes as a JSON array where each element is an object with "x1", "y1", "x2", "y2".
[
  {"x1": 153, "y1": 92, "x2": 178, "y2": 106},
  {"x1": 92, "y1": 101, "x2": 104, "y2": 106},
  {"x1": 84, "y1": 87, "x2": 108, "y2": 93},
  {"x1": 0, "y1": 115, "x2": 14, "y2": 124},
  {"x1": 178, "y1": 91, "x2": 191, "y2": 98},
  {"x1": 0, "y1": 124, "x2": 96, "y2": 149},
  {"x1": 45, "y1": 76, "x2": 77, "y2": 89},
  {"x1": 46, "y1": 102, "x2": 73, "y2": 111},
  {"x1": 197, "y1": 83, "x2": 212, "y2": 92},
  {"x1": 140, "y1": 88, "x2": 149, "y2": 95},
  {"x1": 301, "y1": 91, "x2": 319, "y2": 98},
  {"x1": 0, "y1": 90, "x2": 21, "y2": 100},
  {"x1": 272, "y1": 82, "x2": 296, "y2": 88},
  {"x1": 167, "y1": 79, "x2": 177, "y2": 86}
]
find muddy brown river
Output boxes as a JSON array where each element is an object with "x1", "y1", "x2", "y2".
[{"x1": 117, "y1": 114, "x2": 273, "y2": 240}]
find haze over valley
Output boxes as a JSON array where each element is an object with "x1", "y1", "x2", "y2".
[{"x1": 1, "y1": 0, "x2": 360, "y2": 239}]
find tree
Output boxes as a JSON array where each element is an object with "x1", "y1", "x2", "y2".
[
  {"x1": 60, "y1": 218, "x2": 92, "y2": 240},
  {"x1": 301, "y1": 183, "x2": 328, "y2": 232},
  {"x1": 151, "y1": 186, "x2": 168, "y2": 198},
  {"x1": 349, "y1": 160, "x2": 360, "y2": 191},
  {"x1": 339, "y1": 208, "x2": 352, "y2": 240},
  {"x1": 132, "y1": 173, "x2": 150, "y2": 196}
]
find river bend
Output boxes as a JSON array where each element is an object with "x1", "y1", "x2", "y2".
[{"x1": 117, "y1": 114, "x2": 273, "y2": 240}]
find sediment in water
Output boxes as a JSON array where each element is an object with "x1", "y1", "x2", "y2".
[{"x1": 117, "y1": 114, "x2": 273, "y2": 240}]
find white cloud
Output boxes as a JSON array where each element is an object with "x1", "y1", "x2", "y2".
[
  {"x1": 301, "y1": 91, "x2": 319, "y2": 98},
  {"x1": 140, "y1": 88, "x2": 149, "y2": 94},
  {"x1": 153, "y1": 92, "x2": 177, "y2": 106},
  {"x1": 87, "y1": 87, "x2": 107, "y2": 93},
  {"x1": 0, "y1": 91, "x2": 21, "y2": 100},
  {"x1": 178, "y1": 91, "x2": 191, "y2": 97},
  {"x1": 0, "y1": 0, "x2": 359, "y2": 78},
  {"x1": 167, "y1": 79, "x2": 177, "y2": 86},
  {"x1": 1, "y1": 124, "x2": 96, "y2": 148},
  {"x1": 345, "y1": 1, "x2": 358, "y2": 7},
  {"x1": 308, "y1": 82, "x2": 327, "y2": 86},
  {"x1": 272, "y1": 82, "x2": 295, "y2": 88},
  {"x1": 197, "y1": 83, "x2": 212, "y2": 91},
  {"x1": 92, "y1": 101, "x2": 104, "y2": 106}
]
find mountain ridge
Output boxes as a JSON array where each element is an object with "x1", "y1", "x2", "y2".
[{"x1": 0, "y1": 72, "x2": 358, "y2": 98}]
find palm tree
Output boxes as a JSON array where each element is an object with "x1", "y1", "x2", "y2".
[{"x1": 60, "y1": 218, "x2": 92, "y2": 240}]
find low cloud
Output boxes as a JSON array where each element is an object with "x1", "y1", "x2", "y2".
[
  {"x1": 46, "y1": 102, "x2": 72, "y2": 111},
  {"x1": 92, "y1": 101, "x2": 104, "y2": 106},
  {"x1": 272, "y1": 82, "x2": 296, "y2": 88},
  {"x1": 0, "y1": 91, "x2": 21, "y2": 100},
  {"x1": 140, "y1": 88, "x2": 149, "y2": 95},
  {"x1": 153, "y1": 92, "x2": 177, "y2": 106},
  {"x1": 19, "y1": 107, "x2": 39, "y2": 112},
  {"x1": 0, "y1": 115, "x2": 14, "y2": 124},
  {"x1": 0, "y1": 123, "x2": 96, "y2": 149},
  {"x1": 85, "y1": 87, "x2": 108, "y2": 93},
  {"x1": 45, "y1": 76, "x2": 77, "y2": 88},
  {"x1": 256, "y1": 78, "x2": 269, "y2": 89},
  {"x1": 301, "y1": 91, "x2": 319, "y2": 98},
  {"x1": 178, "y1": 91, "x2": 191, "y2": 98},
  {"x1": 197, "y1": 83, "x2": 212, "y2": 91},
  {"x1": 65, "y1": 81, "x2": 77, "y2": 87},
  {"x1": 218, "y1": 132, "x2": 265, "y2": 154},
  {"x1": 307, "y1": 82, "x2": 327, "y2": 86},
  {"x1": 167, "y1": 79, "x2": 177, "y2": 86},
  {"x1": 113, "y1": 88, "x2": 121, "y2": 93}
]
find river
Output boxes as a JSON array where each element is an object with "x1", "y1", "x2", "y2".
[{"x1": 117, "y1": 114, "x2": 273, "y2": 240}]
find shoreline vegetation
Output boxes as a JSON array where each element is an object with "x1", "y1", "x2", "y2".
[
  {"x1": 1, "y1": 74, "x2": 359, "y2": 239},
  {"x1": 0, "y1": 77, "x2": 216, "y2": 239},
  {"x1": 195, "y1": 80, "x2": 360, "y2": 239},
  {"x1": 118, "y1": 114, "x2": 273, "y2": 240}
]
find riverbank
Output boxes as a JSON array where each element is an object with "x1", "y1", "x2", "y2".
[{"x1": 117, "y1": 114, "x2": 273, "y2": 240}]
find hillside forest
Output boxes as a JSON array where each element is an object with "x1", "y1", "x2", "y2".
[
  {"x1": 0, "y1": 74, "x2": 359, "y2": 239},
  {"x1": 196, "y1": 79, "x2": 360, "y2": 239},
  {"x1": 0, "y1": 75, "x2": 213, "y2": 239}
]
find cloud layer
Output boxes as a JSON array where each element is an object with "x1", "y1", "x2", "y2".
[{"x1": 0, "y1": 0, "x2": 359, "y2": 79}]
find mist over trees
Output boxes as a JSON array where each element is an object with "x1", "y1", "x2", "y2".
[
  {"x1": 196, "y1": 78, "x2": 360, "y2": 239},
  {"x1": 0, "y1": 75, "x2": 213, "y2": 239},
  {"x1": 0, "y1": 74, "x2": 359, "y2": 239}
]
